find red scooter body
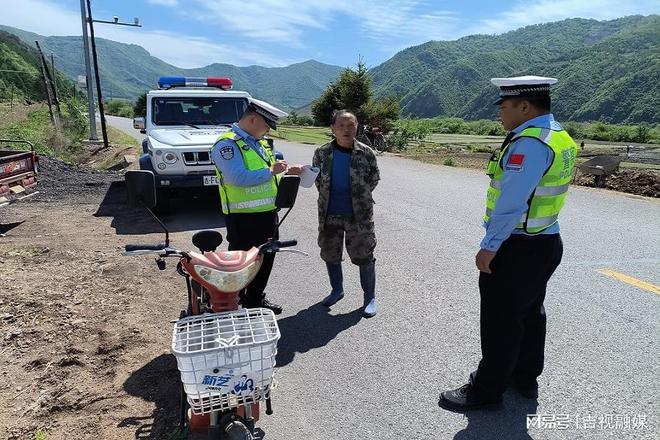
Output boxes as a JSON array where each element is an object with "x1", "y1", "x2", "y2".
[{"x1": 181, "y1": 248, "x2": 262, "y2": 314}]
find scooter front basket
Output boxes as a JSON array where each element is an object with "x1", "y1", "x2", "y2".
[{"x1": 171, "y1": 308, "x2": 280, "y2": 415}]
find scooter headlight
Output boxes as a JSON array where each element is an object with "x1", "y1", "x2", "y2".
[{"x1": 195, "y1": 261, "x2": 260, "y2": 292}]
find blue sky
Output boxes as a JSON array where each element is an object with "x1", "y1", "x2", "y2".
[{"x1": 1, "y1": 0, "x2": 658, "y2": 69}]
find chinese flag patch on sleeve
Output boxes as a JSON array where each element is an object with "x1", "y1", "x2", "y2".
[
  {"x1": 508, "y1": 153, "x2": 525, "y2": 166},
  {"x1": 505, "y1": 153, "x2": 525, "y2": 171}
]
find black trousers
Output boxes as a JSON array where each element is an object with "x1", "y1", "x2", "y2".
[
  {"x1": 471, "y1": 234, "x2": 563, "y2": 399},
  {"x1": 225, "y1": 210, "x2": 279, "y2": 305}
]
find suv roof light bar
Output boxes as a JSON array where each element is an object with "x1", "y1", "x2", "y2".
[{"x1": 157, "y1": 76, "x2": 233, "y2": 90}]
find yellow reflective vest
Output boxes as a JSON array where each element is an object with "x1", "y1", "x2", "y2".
[
  {"x1": 214, "y1": 131, "x2": 279, "y2": 214},
  {"x1": 485, "y1": 126, "x2": 577, "y2": 234}
]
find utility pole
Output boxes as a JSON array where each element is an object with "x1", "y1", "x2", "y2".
[
  {"x1": 35, "y1": 41, "x2": 60, "y2": 130},
  {"x1": 50, "y1": 53, "x2": 60, "y2": 108},
  {"x1": 36, "y1": 41, "x2": 61, "y2": 115},
  {"x1": 83, "y1": 0, "x2": 141, "y2": 149},
  {"x1": 79, "y1": 0, "x2": 98, "y2": 141},
  {"x1": 85, "y1": 0, "x2": 109, "y2": 149}
]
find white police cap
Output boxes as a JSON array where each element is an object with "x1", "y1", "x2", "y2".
[
  {"x1": 248, "y1": 97, "x2": 288, "y2": 129},
  {"x1": 491, "y1": 75, "x2": 557, "y2": 105}
]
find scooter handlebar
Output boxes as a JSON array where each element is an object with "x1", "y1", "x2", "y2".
[
  {"x1": 259, "y1": 239, "x2": 298, "y2": 254},
  {"x1": 124, "y1": 243, "x2": 168, "y2": 252}
]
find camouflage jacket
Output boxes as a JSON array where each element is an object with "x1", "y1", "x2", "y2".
[{"x1": 312, "y1": 139, "x2": 380, "y2": 231}]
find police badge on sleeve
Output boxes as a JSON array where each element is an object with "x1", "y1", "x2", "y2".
[{"x1": 219, "y1": 145, "x2": 234, "y2": 160}]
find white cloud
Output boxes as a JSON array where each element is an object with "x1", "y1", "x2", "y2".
[
  {"x1": 187, "y1": 0, "x2": 459, "y2": 47},
  {"x1": 468, "y1": 0, "x2": 660, "y2": 36},
  {"x1": 0, "y1": 0, "x2": 291, "y2": 67}
]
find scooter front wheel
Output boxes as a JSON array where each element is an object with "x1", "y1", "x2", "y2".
[{"x1": 221, "y1": 420, "x2": 254, "y2": 440}]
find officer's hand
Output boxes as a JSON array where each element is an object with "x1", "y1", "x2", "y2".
[
  {"x1": 285, "y1": 165, "x2": 303, "y2": 176},
  {"x1": 271, "y1": 160, "x2": 288, "y2": 175},
  {"x1": 475, "y1": 249, "x2": 497, "y2": 274}
]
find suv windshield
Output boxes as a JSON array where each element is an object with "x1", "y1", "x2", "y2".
[{"x1": 152, "y1": 97, "x2": 248, "y2": 126}]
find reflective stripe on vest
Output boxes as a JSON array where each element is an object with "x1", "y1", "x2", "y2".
[
  {"x1": 214, "y1": 131, "x2": 278, "y2": 214},
  {"x1": 489, "y1": 179, "x2": 570, "y2": 196},
  {"x1": 484, "y1": 126, "x2": 577, "y2": 234}
]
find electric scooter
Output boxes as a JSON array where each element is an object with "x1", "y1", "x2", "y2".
[{"x1": 123, "y1": 170, "x2": 303, "y2": 439}]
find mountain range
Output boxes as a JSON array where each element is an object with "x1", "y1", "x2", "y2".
[
  {"x1": 370, "y1": 15, "x2": 660, "y2": 124},
  {"x1": 1, "y1": 15, "x2": 659, "y2": 124},
  {"x1": 0, "y1": 24, "x2": 344, "y2": 111}
]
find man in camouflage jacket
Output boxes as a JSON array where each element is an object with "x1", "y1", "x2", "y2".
[{"x1": 312, "y1": 110, "x2": 380, "y2": 317}]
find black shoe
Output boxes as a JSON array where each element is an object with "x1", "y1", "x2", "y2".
[
  {"x1": 438, "y1": 384, "x2": 502, "y2": 412},
  {"x1": 260, "y1": 298, "x2": 282, "y2": 315}
]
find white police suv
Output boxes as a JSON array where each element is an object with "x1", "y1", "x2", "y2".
[{"x1": 133, "y1": 76, "x2": 281, "y2": 212}]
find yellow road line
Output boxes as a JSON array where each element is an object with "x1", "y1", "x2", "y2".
[{"x1": 597, "y1": 269, "x2": 660, "y2": 295}]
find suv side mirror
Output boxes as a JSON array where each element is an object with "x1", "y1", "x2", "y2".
[
  {"x1": 125, "y1": 170, "x2": 156, "y2": 208},
  {"x1": 133, "y1": 117, "x2": 146, "y2": 130},
  {"x1": 275, "y1": 175, "x2": 300, "y2": 209}
]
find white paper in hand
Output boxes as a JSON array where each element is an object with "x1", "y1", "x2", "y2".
[{"x1": 299, "y1": 165, "x2": 320, "y2": 188}]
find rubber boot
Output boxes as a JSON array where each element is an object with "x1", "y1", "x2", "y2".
[
  {"x1": 322, "y1": 262, "x2": 344, "y2": 306},
  {"x1": 359, "y1": 262, "x2": 377, "y2": 318}
]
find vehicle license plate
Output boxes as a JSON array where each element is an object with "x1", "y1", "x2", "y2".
[{"x1": 203, "y1": 176, "x2": 220, "y2": 186}]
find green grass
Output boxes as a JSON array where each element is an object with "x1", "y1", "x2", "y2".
[
  {"x1": 33, "y1": 430, "x2": 48, "y2": 440},
  {"x1": 425, "y1": 133, "x2": 503, "y2": 145},
  {"x1": 0, "y1": 102, "x2": 89, "y2": 162},
  {"x1": 0, "y1": 105, "x2": 54, "y2": 155},
  {"x1": 107, "y1": 125, "x2": 138, "y2": 147},
  {"x1": 620, "y1": 162, "x2": 660, "y2": 170},
  {"x1": 270, "y1": 125, "x2": 331, "y2": 145}
]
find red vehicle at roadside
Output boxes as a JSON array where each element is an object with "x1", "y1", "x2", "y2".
[{"x1": 0, "y1": 139, "x2": 39, "y2": 207}]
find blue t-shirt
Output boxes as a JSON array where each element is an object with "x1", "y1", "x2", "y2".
[{"x1": 327, "y1": 144, "x2": 353, "y2": 215}]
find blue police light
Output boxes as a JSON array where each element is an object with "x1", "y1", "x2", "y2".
[
  {"x1": 157, "y1": 76, "x2": 233, "y2": 90},
  {"x1": 158, "y1": 76, "x2": 186, "y2": 88}
]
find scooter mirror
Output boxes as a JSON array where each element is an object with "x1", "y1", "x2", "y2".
[
  {"x1": 275, "y1": 175, "x2": 300, "y2": 209},
  {"x1": 125, "y1": 170, "x2": 157, "y2": 209}
]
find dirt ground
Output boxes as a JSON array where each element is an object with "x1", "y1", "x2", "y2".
[
  {"x1": 0, "y1": 157, "x2": 187, "y2": 440},
  {"x1": 2, "y1": 146, "x2": 658, "y2": 440},
  {"x1": 401, "y1": 151, "x2": 660, "y2": 198},
  {"x1": 573, "y1": 169, "x2": 660, "y2": 198}
]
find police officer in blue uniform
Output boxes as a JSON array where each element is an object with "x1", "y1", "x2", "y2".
[
  {"x1": 439, "y1": 76, "x2": 577, "y2": 411},
  {"x1": 211, "y1": 98, "x2": 302, "y2": 315}
]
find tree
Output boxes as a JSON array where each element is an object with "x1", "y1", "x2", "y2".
[
  {"x1": 133, "y1": 92, "x2": 147, "y2": 117},
  {"x1": 311, "y1": 61, "x2": 399, "y2": 131},
  {"x1": 312, "y1": 84, "x2": 342, "y2": 126}
]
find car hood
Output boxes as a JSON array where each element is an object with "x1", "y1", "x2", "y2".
[{"x1": 149, "y1": 127, "x2": 230, "y2": 146}]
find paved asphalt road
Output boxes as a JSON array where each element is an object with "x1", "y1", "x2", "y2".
[
  {"x1": 106, "y1": 117, "x2": 659, "y2": 440},
  {"x1": 106, "y1": 115, "x2": 146, "y2": 143}
]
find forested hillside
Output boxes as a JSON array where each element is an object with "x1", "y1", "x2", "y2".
[
  {"x1": 0, "y1": 30, "x2": 72, "y2": 102},
  {"x1": 370, "y1": 15, "x2": 660, "y2": 124}
]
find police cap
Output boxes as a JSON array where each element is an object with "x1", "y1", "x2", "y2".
[
  {"x1": 491, "y1": 75, "x2": 557, "y2": 105},
  {"x1": 246, "y1": 97, "x2": 288, "y2": 130}
]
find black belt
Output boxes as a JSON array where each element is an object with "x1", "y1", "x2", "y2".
[{"x1": 508, "y1": 233, "x2": 559, "y2": 241}]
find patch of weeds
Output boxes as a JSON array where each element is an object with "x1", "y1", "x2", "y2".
[
  {"x1": 33, "y1": 430, "x2": 48, "y2": 440},
  {"x1": 467, "y1": 144, "x2": 494, "y2": 153},
  {"x1": 5, "y1": 246, "x2": 49, "y2": 259},
  {"x1": 444, "y1": 157, "x2": 456, "y2": 167}
]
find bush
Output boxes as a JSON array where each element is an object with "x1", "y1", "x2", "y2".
[
  {"x1": 104, "y1": 100, "x2": 133, "y2": 117},
  {"x1": 133, "y1": 93, "x2": 147, "y2": 117},
  {"x1": 387, "y1": 128, "x2": 415, "y2": 151},
  {"x1": 443, "y1": 157, "x2": 455, "y2": 166}
]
